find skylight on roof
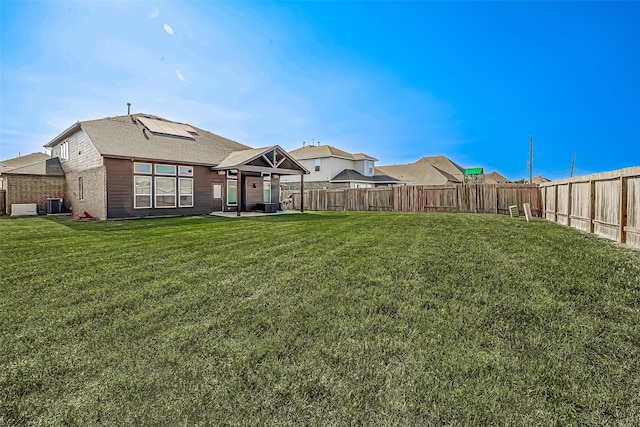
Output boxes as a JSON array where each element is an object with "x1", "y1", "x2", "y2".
[{"x1": 137, "y1": 117, "x2": 196, "y2": 139}]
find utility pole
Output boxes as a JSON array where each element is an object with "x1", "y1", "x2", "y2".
[
  {"x1": 529, "y1": 135, "x2": 533, "y2": 184},
  {"x1": 570, "y1": 154, "x2": 576, "y2": 177}
]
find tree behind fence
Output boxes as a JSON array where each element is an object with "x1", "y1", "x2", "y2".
[{"x1": 284, "y1": 184, "x2": 542, "y2": 216}]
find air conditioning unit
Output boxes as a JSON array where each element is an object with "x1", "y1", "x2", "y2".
[
  {"x1": 47, "y1": 198, "x2": 63, "y2": 214},
  {"x1": 11, "y1": 203, "x2": 38, "y2": 216}
]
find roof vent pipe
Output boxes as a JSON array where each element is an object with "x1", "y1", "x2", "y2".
[
  {"x1": 127, "y1": 103, "x2": 131, "y2": 115},
  {"x1": 303, "y1": 141, "x2": 305, "y2": 148}
]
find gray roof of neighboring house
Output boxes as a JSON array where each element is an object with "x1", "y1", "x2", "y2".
[
  {"x1": 45, "y1": 114, "x2": 253, "y2": 166},
  {"x1": 0, "y1": 152, "x2": 51, "y2": 173},
  {"x1": 288, "y1": 145, "x2": 378, "y2": 161},
  {"x1": 331, "y1": 169, "x2": 403, "y2": 183},
  {"x1": 377, "y1": 155, "x2": 465, "y2": 185},
  {"x1": 2, "y1": 157, "x2": 64, "y2": 176}
]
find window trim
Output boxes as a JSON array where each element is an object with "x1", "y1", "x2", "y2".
[
  {"x1": 154, "y1": 176, "x2": 177, "y2": 208},
  {"x1": 227, "y1": 179, "x2": 238, "y2": 206},
  {"x1": 134, "y1": 162, "x2": 152, "y2": 174},
  {"x1": 263, "y1": 180, "x2": 271, "y2": 204},
  {"x1": 178, "y1": 165, "x2": 193, "y2": 177},
  {"x1": 178, "y1": 177, "x2": 193, "y2": 207},
  {"x1": 60, "y1": 141, "x2": 69, "y2": 160},
  {"x1": 134, "y1": 175, "x2": 152, "y2": 209},
  {"x1": 314, "y1": 159, "x2": 321, "y2": 172},
  {"x1": 154, "y1": 164, "x2": 177, "y2": 176}
]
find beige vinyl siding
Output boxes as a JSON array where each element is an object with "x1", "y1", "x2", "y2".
[{"x1": 51, "y1": 129, "x2": 102, "y2": 173}]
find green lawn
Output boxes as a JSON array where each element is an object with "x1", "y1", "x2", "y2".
[{"x1": 1, "y1": 212, "x2": 639, "y2": 426}]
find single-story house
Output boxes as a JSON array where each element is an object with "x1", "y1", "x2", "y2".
[
  {"x1": 0, "y1": 156, "x2": 65, "y2": 216},
  {"x1": 376, "y1": 155, "x2": 466, "y2": 186},
  {"x1": 43, "y1": 113, "x2": 308, "y2": 219},
  {"x1": 485, "y1": 170, "x2": 513, "y2": 184}
]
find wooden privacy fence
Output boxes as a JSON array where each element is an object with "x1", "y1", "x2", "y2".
[
  {"x1": 284, "y1": 184, "x2": 542, "y2": 216},
  {"x1": 540, "y1": 166, "x2": 640, "y2": 249}
]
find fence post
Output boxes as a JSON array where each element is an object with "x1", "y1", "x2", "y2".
[
  {"x1": 619, "y1": 176, "x2": 628, "y2": 243},
  {"x1": 553, "y1": 184, "x2": 559, "y2": 223},
  {"x1": 300, "y1": 176, "x2": 304, "y2": 213},
  {"x1": 566, "y1": 182, "x2": 573, "y2": 227},
  {"x1": 589, "y1": 180, "x2": 596, "y2": 234}
]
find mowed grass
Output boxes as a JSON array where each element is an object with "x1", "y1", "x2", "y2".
[{"x1": 1, "y1": 212, "x2": 639, "y2": 426}]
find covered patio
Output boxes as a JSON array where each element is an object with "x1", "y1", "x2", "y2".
[{"x1": 211, "y1": 145, "x2": 309, "y2": 216}]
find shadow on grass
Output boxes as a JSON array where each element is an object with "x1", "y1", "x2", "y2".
[
  {"x1": 239, "y1": 212, "x2": 349, "y2": 223},
  {"x1": 39, "y1": 211, "x2": 348, "y2": 232}
]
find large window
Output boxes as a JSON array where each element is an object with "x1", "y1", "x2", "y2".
[
  {"x1": 134, "y1": 176, "x2": 152, "y2": 208},
  {"x1": 155, "y1": 177, "x2": 176, "y2": 207},
  {"x1": 179, "y1": 178, "x2": 193, "y2": 207},
  {"x1": 133, "y1": 163, "x2": 193, "y2": 209},
  {"x1": 227, "y1": 180, "x2": 237, "y2": 205}
]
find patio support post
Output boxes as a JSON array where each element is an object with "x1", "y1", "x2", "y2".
[
  {"x1": 300, "y1": 174, "x2": 304, "y2": 213},
  {"x1": 237, "y1": 170, "x2": 242, "y2": 217}
]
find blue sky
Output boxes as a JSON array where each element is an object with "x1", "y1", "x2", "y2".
[{"x1": 1, "y1": 1, "x2": 638, "y2": 180}]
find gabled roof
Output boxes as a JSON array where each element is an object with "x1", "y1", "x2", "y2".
[
  {"x1": 485, "y1": 170, "x2": 512, "y2": 184},
  {"x1": 330, "y1": 169, "x2": 403, "y2": 184},
  {"x1": 0, "y1": 152, "x2": 51, "y2": 173},
  {"x1": 213, "y1": 145, "x2": 308, "y2": 174},
  {"x1": 377, "y1": 155, "x2": 465, "y2": 186},
  {"x1": 414, "y1": 155, "x2": 465, "y2": 178},
  {"x1": 45, "y1": 114, "x2": 252, "y2": 166},
  {"x1": 531, "y1": 174, "x2": 551, "y2": 185},
  {"x1": 288, "y1": 145, "x2": 378, "y2": 162},
  {"x1": 3, "y1": 157, "x2": 64, "y2": 176}
]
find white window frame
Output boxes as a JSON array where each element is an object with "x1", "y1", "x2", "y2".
[
  {"x1": 178, "y1": 165, "x2": 193, "y2": 176},
  {"x1": 263, "y1": 181, "x2": 271, "y2": 203},
  {"x1": 179, "y1": 178, "x2": 193, "y2": 207},
  {"x1": 314, "y1": 159, "x2": 321, "y2": 172},
  {"x1": 365, "y1": 160, "x2": 374, "y2": 176},
  {"x1": 134, "y1": 176, "x2": 152, "y2": 209},
  {"x1": 154, "y1": 164, "x2": 177, "y2": 176},
  {"x1": 227, "y1": 179, "x2": 238, "y2": 206},
  {"x1": 60, "y1": 141, "x2": 69, "y2": 160},
  {"x1": 134, "y1": 162, "x2": 152, "y2": 174},
  {"x1": 155, "y1": 176, "x2": 176, "y2": 208}
]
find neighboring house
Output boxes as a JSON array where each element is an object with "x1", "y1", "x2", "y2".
[
  {"x1": 377, "y1": 155, "x2": 466, "y2": 186},
  {"x1": 530, "y1": 174, "x2": 551, "y2": 185},
  {"x1": 0, "y1": 157, "x2": 65, "y2": 215},
  {"x1": 0, "y1": 152, "x2": 51, "y2": 173},
  {"x1": 280, "y1": 144, "x2": 403, "y2": 190},
  {"x1": 0, "y1": 152, "x2": 52, "y2": 189},
  {"x1": 42, "y1": 113, "x2": 307, "y2": 219},
  {"x1": 484, "y1": 170, "x2": 513, "y2": 184}
]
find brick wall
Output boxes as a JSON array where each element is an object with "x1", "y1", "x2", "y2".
[
  {"x1": 66, "y1": 167, "x2": 107, "y2": 220},
  {"x1": 5, "y1": 175, "x2": 66, "y2": 215}
]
